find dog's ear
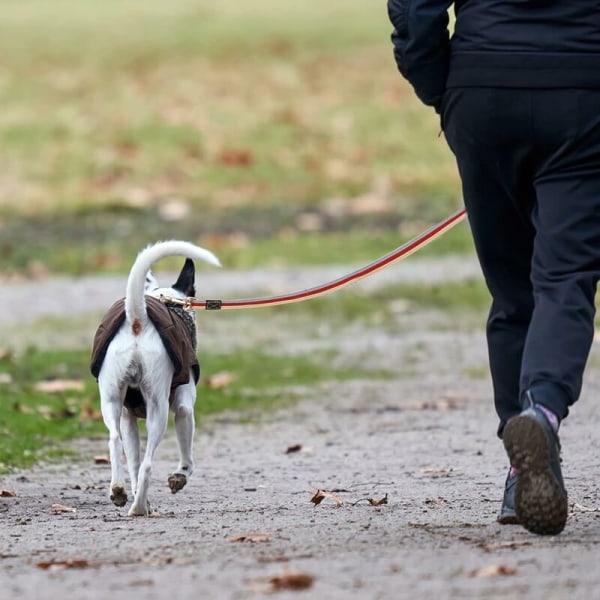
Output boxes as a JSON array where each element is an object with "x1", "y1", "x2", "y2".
[{"x1": 173, "y1": 258, "x2": 196, "y2": 297}]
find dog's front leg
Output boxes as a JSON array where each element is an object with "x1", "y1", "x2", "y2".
[
  {"x1": 128, "y1": 389, "x2": 169, "y2": 516},
  {"x1": 169, "y1": 379, "x2": 196, "y2": 493},
  {"x1": 99, "y1": 382, "x2": 128, "y2": 508}
]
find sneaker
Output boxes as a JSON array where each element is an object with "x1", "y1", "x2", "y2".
[
  {"x1": 497, "y1": 468, "x2": 519, "y2": 525},
  {"x1": 502, "y1": 392, "x2": 568, "y2": 535}
]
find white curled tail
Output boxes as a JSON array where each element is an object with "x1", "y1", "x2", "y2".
[{"x1": 124, "y1": 240, "x2": 220, "y2": 333}]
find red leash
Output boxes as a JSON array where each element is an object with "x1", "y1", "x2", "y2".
[{"x1": 163, "y1": 208, "x2": 467, "y2": 311}]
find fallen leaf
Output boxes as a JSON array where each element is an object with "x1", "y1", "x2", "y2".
[
  {"x1": 51, "y1": 503, "x2": 76, "y2": 513},
  {"x1": 285, "y1": 444, "x2": 302, "y2": 454},
  {"x1": 368, "y1": 493, "x2": 388, "y2": 506},
  {"x1": 36, "y1": 558, "x2": 90, "y2": 570},
  {"x1": 471, "y1": 564, "x2": 518, "y2": 578},
  {"x1": 34, "y1": 379, "x2": 85, "y2": 393},
  {"x1": 571, "y1": 502, "x2": 600, "y2": 514},
  {"x1": 481, "y1": 540, "x2": 531, "y2": 552},
  {"x1": 424, "y1": 496, "x2": 448, "y2": 506},
  {"x1": 310, "y1": 489, "x2": 343, "y2": 507},
  {"x1": 420, "y1": 467, "x2": 458, "y2": 478},
  {"x1": 81, "y1": 405, "x2": 103, "y2": 421},
  {"x1": 216, "y1": 148, "x2": 253, "y2": 167},
  {"x1": 93, "y1": 455, "x2": 110, "y2": 464},
  {"x1": 270, "y1": 570, "x2": 314, "y2": 591},
  {"x1": 230, "y1": 532, "x2": 270, "y2": 543},
  {"x1": 0, "y1": 489, "x2": 16, "y2": 497},
  {"x1": 203, "y1": 371, "x2": 236, "y2": 389}
]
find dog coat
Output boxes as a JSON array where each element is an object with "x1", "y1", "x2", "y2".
[{"x1": 90, "y1": 296, "x2": 199, "y2": 418}]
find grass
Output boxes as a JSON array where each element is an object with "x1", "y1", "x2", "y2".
[
  {"x1": 1, "y1": 207, "x2": 472, "y2": 275},
  {"x1": 0, "y1": 0, "x2": 464, "y2": 276},
  {"x1": 0, "y1": 340, "x2": 395, "y2": 473}
]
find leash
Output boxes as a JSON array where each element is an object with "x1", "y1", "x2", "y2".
[{"x1": 161, "y1": 208, "x2": 467, "y2": 311}]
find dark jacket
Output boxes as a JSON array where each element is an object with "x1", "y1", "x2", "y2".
[
  {"x1": 387, "y1": 0, "x2": 600, "y2": 111},
  {"x1": 90, "y1": 296, "x2": 200, "y2": 389}
]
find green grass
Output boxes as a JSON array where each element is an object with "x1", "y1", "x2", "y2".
[
  {"x1": 0, "y1": 0, "x2": 462, "y2": 277},
  {"x1": 0, "y1": 349, "x2": 102, "y2": 472},
  {"x1": 0, "y1": 342, "x2": 393, "y2": 473},
  {"x1": 0, "y1": 208, "x2": 472, "y2": 275}
]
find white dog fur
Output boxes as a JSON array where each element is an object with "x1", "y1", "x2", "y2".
[{"x1": 96, "y1": 241, "x2": 220, "y2": 516}]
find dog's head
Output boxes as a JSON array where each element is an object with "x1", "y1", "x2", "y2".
[{"x1": 144, "y1": 258, "x2": 196, "y2": 301}]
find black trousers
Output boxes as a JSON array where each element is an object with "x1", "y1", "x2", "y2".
[{"x1": 442, "y1": 88, "x2": 600, "y2": 436}]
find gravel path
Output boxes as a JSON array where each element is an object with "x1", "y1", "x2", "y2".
[{"x1": 2, "y1": 257, "x2": 600, "y2": 599}]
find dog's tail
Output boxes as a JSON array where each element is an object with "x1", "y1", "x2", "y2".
[{"x1": 125, "y1": 240, "x2": 221, "y2": 334}]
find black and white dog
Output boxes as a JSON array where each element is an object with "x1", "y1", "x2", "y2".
[{"x1": 91, "y1": 241, "x2": 220, "y2": 516}]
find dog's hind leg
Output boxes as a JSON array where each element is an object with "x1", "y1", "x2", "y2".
[
  {"x1": 128, "y1": 385, "x2": 170, "y2": 516},
  {"x1": 121, "y1": 407, "x2": 141, "y2": 495},
  {"x1": 98, "y1": 381, "x2": 128, "y2": 508},
  {"x1": 168, "y1": 378, "x2": 197, "y2": 494}
]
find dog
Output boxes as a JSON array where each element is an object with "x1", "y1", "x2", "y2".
[{"x1": 90, "y1": 241, "x2": 220, "y2": 516}]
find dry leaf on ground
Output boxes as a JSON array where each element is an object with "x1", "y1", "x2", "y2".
[
  {"x1": 571, "y1": 502, "x2": 600, "y2": 513},
  {"x1": 51, "y1": 503, "x2": 76, "y2": 514},
  {"x1": 285, "y1": 444, "x2": 302, "y2": 454},
  {"x1": 471, "y1": 564, "x2": 518, "y2": 578},
  {"x1": 420, "y1": 467, "x2": 458, "y2": 478},
  {"x1": 34, "y1": 379, "x2": 85, "y2": 393},
  {"x1": 368, "y1": 493, "x2": 388, "y2": 506},
  {"x1": 203, "y1": 371, "x2": 236, "y2": 389},
  {"x1": 216, "y1": 148, "x2": 254, "y2": 167},
  {"x1": 93, "y1": 455, "x2": 110, "y2": 464},
  {"x1": 0, "y1": 489, "x2": 16, "y2": 497},
  {"x1": 269, "y1": 570, "x2": 314, "y2": 591},
  {"x1": 36, "y1": 558, "x2": 91, "y2": 570},
  {"x1": 80, "y1": 405, "x2": 103, "y2": 421},
  {"x1": 310, "y1": 489, "x2": 343, "y2": 507},
  {"x1": 481, "y1": 540, "x2": 531, "y2": 552},
  {"x1": 230, "y1": 532, "x2": 270, "y2": 543}
]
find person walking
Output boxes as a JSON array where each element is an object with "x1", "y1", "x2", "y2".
[{"x1": 387, "y1": 0, "x2": 600, "y2": 535}]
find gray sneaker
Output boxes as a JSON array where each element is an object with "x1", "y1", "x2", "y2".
[{"x1": 502, "y1": 392, "x2": 568, "y2": 535}]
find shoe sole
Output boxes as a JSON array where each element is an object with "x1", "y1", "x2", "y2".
[{"x1": 503, "y1": 415, "x2": 568, "y2": 535}]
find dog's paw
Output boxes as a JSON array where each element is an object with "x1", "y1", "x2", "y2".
[
  {"x1": 128, "y1": 505, "x2": 146, "y2": 517},
  {"x1": 110, "y1": 486, "x2": 128, "y2": 507},
  {"x1": 128, "y1": 500, "x2": 153, "y2": 517},
  {"x1": 168, "y1": 473, "x2": 188, "y2": 494}
]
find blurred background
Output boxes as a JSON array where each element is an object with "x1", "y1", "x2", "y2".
[
  {"x1": 0, "y1": 0, "x2": 465, "y2": 277},
  {"x1": 0, "y1": 0, "x2": 479, "y2": 471}
]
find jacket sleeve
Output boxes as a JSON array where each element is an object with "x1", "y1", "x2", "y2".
[{"x1": 387, "y1": 0, "x2": 453, "y2": 112}]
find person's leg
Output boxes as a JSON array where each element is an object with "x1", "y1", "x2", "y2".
[
  {"x1": 504, "y1": 88, "x2": 600, "y2": 535},
  {"x1": 442, "y1": 88, "x2": 536, "y2": 435},
  {"x1": 520, "y1": 90, "x2": 600, "y2": 417}
]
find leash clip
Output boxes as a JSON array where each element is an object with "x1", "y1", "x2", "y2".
[{"x1": 205, "y1": 299, "x2": 223, "y2": 311}]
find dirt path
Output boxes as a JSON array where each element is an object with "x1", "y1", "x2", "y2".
[{"x1": 2, "y1": 259, "x2": 600, "y2": 599}]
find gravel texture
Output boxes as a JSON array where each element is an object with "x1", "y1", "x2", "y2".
[{"x1": 2, "y1": 257, "x2": 600, "y2": 599}]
